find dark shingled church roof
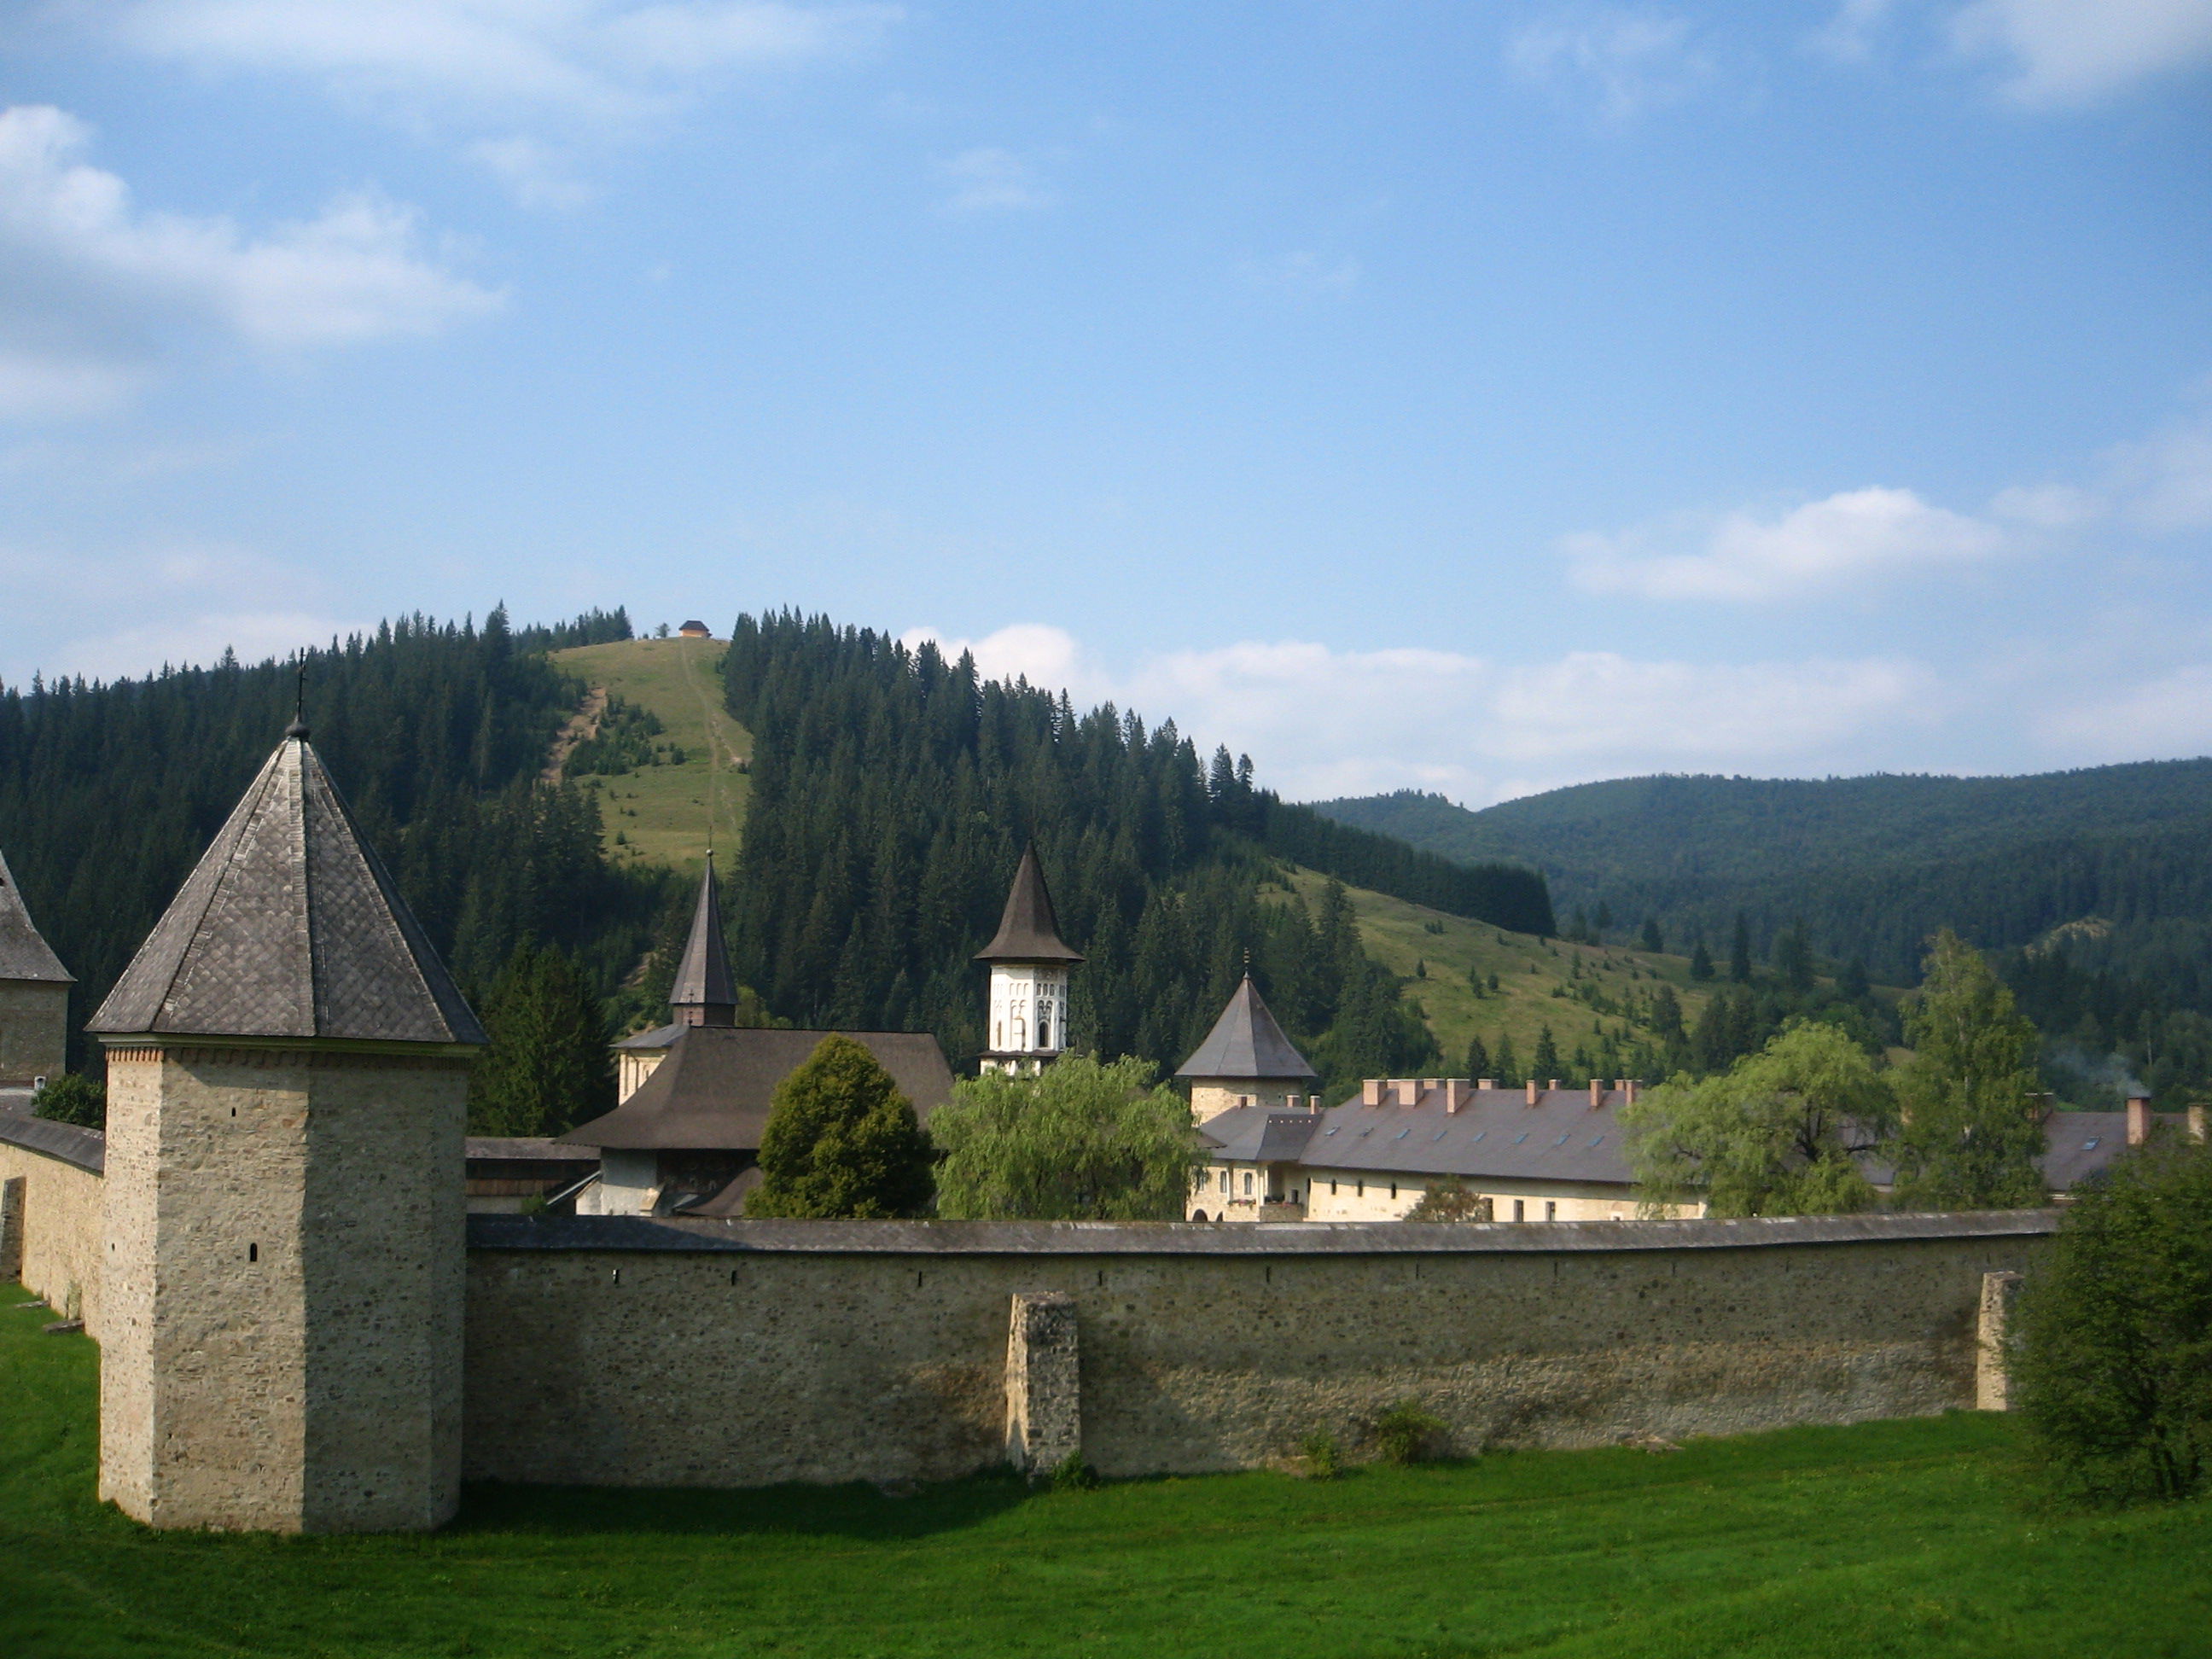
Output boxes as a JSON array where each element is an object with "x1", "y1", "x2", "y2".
[
  {"x1": 0, "y1": 844, "x2": 70, "y2": 984},
  {"x1": 561, "y1": 1027, "x2": 953, "y2": 1150},
  {"x1": 88, "y1": 731, "x2": 486, "y2": 1045},
  {"x1": 669, "y1": 854, "x2": 737, "y2": 1014},
  {"x1": 974, "y1": 844, "x2": 1083, "y2": 964},
  {"x1": 1175, "y1": 974, "x2": 1317, "y2": 1081}
]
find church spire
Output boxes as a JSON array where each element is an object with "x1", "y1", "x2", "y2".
[
  {"x1": 975, "y1": 842, "x2": 1080, "y2": 1074},
  {"x1": 669, "y1": 853, "x2": 737, "y2": 1027}
]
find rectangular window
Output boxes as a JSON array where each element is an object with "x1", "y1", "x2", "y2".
[
  {"x1": 1513, "y1": 1200, "x2": 1525, "y2": 1222},
  {"x1": 1243, "y1": 1171, "x2": 1254, "y2": 1196},
  {"x1": 1219, "y1": 1169, "x2": 1229, "y2": 1193},
  {"x1": 1389, "y1": 1182, "x2": 1398, "y2": 1199},
  {"x1": 1356, "y1": 1179, "x2": 1365, "y2": 1197},
  {"x1": 1545, "y1": 1201, "x2": 1557, "y2": 1221},
  {"x1": 1330, "y1": 1180, "x2": 1338, "y2": 1195}
]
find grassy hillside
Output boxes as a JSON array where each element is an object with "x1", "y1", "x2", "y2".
[
  {"x1": 550, "y1": 635, "x2": 753, "y2": 871},
  {"x1": 1278, "y1": 867, "x2": 1723, "y2": 1074},
  {"x1": 10, "y1": 1297, "x2": 2212, "y2": 1657}
]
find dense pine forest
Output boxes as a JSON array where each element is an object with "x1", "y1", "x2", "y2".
[
  {"x1": 0, "y1": 607, "x2": 670, "y2": 1066},
  {"x1": 719, "y1": 613, "x2": 1551, "y2": 1081},
  {"x1": 1320, "y1": 775, "x2": 2212, "y2": 1105}
]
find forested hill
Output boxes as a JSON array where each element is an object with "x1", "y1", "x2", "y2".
[
  {"x1": 0, "y1": 608, "x2": 669, "y2": 1062},
  {"x1": 720, "y1": 612, "x2": 1551, "y2": 1079},
  {"x1": 1313, "y1": 766, "x2": 2212, "y2": 980},
  {"x1": 1315, "y1": 768, "x2": 2212, "y2": 1104}
]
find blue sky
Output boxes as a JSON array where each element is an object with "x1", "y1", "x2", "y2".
[{"x1": 3, "y1": 1, "x2": 2209, "y2": 805}]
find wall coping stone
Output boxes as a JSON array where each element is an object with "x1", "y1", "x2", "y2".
[
  {"x1": 469, "y1": 1209, "x2": 2060, "y2": 1257},
  {"x1": 0, "y1": 1112, "x2": 104, "y2": 1175}
]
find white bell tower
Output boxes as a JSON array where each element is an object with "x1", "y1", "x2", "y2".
[{"x1": 975, "y1": 843, "x2": 1084, "y2": 1075}]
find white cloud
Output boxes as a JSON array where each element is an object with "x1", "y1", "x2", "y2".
[
  {"x1": 1507, "y1": 7, "x2": 1719, "y2": 119},
  {"x1": 466, "y1": 136, "x2": 597, "y2": 211},
  {"x1": 1566, "y1": 486, "x2": 2006, "y2": 602},
  {"x1": 936, "y1": 148, "x2": 1053, "y2": 214},
  {"x1": 0, "y1": 104, "x2": 500, "y2": 419},
  {"x1": 2040, "y1": 662, "x2": 2212, "y2": 754},
  {"x1": 903, "y1": 624, "x2": 1935, "y2": 805},
  {"x1": 1808, "y1": 0, "x2": 1900, "y2": 61},
  {"x1": 2109, "y1": 418, "x2": 2212, "y2": 531},
  {"x1": 101, "y1": 0, "x2": 899, "y2": 123},
  {"x1": 1950, "y1": 0, "x2": 2212, "y2": 106}
]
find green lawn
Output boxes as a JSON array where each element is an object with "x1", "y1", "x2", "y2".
[
  {"x1": 6, "y1": 1291, "x2": 2208, "y2": 1658},
  {"x1": 550, "y1": 635, "x2": 753, "y2": 872}
]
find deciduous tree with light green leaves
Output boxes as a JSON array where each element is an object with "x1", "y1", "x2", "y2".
[
  {"x1": 745, "y1": 1033, "x2": 935, "y2": 1219},
  {"x1": 1623, "y1": 1020, "x2": 1893, "y2": 1217},
  {"x1": 930, "y1": 1054, "x2": 1203, "y2": 1220},
  {"x1": 1890, "y1": 928, "x2": 2047, "y2": 1210}
]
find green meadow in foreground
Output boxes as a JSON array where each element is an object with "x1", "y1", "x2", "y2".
[{"x1": 4, "y1": 1291, "x2": 2208, "y2": 1658}]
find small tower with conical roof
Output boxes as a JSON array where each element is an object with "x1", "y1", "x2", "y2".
[
  {"x1": 88, "y1": 715, "x2": 485, "y2": 1533},
  {"x1": 0, "y1": 841, "x2": 72, "y2": 1088},
  {"x1": 975, "y1": 843, "x2": 1082, "y2": 1075},
  {"x1": 1174, "y1": 972, "x2": 1318, "y2": 1123}
]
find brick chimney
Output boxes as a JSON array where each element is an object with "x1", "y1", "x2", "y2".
[
  {"x1": 1547, "y1": 1078, "x2": 1561, "y2": 1092},
  {"x1": 2127, "y1": 1095, "x2": 2154, "y2": 1146},
  {"x1": 1394, "y1": 1078, "x2": 1420, "y2": 1107},
  {"x1": 1477, "y1": 1077, "x2": 1496, "y2": 1091},
  {"x1": 1589, "y1": 1080, "x2": 1605, "y2": 1109},
  {"x1": 1525, "y1": 1080, "x2": 1539, "y2": 1107},
  {"x1": 1623, "y1": 1079, "x2": 1639, "y2": 1107},
  {"x1": 1309, "y1": 1095, "x2": 1324, "y2": 1114},
  {"x1": 1445, "y1": 1079, "x2": 1470, "y2": 1114},
  {"x1": 1362, "y1": 1078, "x2": 1383, "y2": 1107}
]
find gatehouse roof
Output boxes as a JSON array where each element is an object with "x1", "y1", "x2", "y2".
[
  {"x1": 974, "y1": 844, "x2": 1083, "y2": 964},
  {"x1": 1175, "y1": 974, "x2": 1316, "y2": 1081},
  {"x1": 0, "y1": 844, "x2": 71, "y2": 984},
  {"x1": 88, "y1": 730, "x2": 485, "y2": 1045}
]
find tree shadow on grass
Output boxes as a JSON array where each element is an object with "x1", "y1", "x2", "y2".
[{"x1": 451, "y1": 1467, "x2": 1033, "y2": 1541}]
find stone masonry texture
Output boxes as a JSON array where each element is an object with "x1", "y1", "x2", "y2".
[
  {"x1": 463, "y1": 1213, "x2": 2055, "y2": 1488},
  {"x1": 98, "y1": 1045, "x2": 469, "y2": 1533},
  {"x1": 0, "y1": 981, "x2": 67, "y2": 1086},
  {"x1": 0, "y1": 1140, "x2": 103, "y2": 1331}
]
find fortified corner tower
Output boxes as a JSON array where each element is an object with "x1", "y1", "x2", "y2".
[
  {"x1": 975, "y1": 842, "x2": 1083, "y2": 1075},
  {"x1": 0, "y1": 840, "x2": 73, "y2": 1087},
  {"x1": 88, "y1": 715, "x2": 486, "y2": 1533}
]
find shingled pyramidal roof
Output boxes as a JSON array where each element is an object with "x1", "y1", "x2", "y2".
[
  {"x1": 669, "y1": 853, "x2": 737, "y2": 1024},
  {"x1": 1175, "y1": 973, "x2": 1318, "y2": 1081},
  {"x1": 0, "y1": 843, "x2": 71, "y2": 984},
  {"x1": 974, "y1": 843, "x2": 1084, "y2": 964},
  {"x1": 89, "y1": 725, "x2": 485, "y2": 1045}
]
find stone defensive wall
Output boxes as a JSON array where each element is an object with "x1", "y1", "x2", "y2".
[
  {"x1": 463, "y1": 1210, "x2": 2055, "y2": 1488},
  {"x1": 0, "y1": 1114, "x2": 106, "y2": 1335}
]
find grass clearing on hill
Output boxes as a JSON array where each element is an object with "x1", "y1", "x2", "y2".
[
  {"x1": 1277, "y1": 868, "x2": 1720, "y2": 1069},
  {"x1": 5, "y1": 1293, "x2": 2209, "y2": 1657},
  {"x1": 550, "y1": 636, "x2": 752, "y2": 871}
]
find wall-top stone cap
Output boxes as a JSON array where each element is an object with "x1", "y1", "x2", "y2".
[
  {"x1": 88, "y1": 734, "x2": 486, "y2": 1046},
  {"x1": 974, "y1": 842, "x2": 1084, "y2": 964},
  {"x1": 1174, "y1": 973, "x2": 1317, "y2": 1082},
  {"x1": 0, "y1": 842, "x2": 71, "y2": 984}
]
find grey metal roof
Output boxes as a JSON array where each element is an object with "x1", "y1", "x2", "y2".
[
  {"x1": 0, "y1": 843, "x2": 70, "y2": 984},
  {"x1": 1204, "y1": 1084, "x2": 1639, "y2": 1186},
  {"x1": 1175, "y1": 974, "x2": 1316, "y2": 1081},
  {"x1": 668, "y1": 855, "x2": 736, "y2": 1015},
  {"x1": 87, "y1": 734, "x2": 486, "y2": 1045},
  {"x1": 0, "y1": 1112, "x2": 104, "y2": 1174},
  {"x1": 560, "y1": 1027, "x2": 953, "y2": 1151},
  {"x1": 613, "y1": 1022, "x2": 683, "y2": 1051},
  {"x1": 469, "y1": 1208, "x2": 2060, "y2": 1256},
  {"x1": 465, "y1": 1137, "x2": 601, "y2": 1163},
  {"x1": 974, "y1": 844, "x2": 1083, "y2": 963}
]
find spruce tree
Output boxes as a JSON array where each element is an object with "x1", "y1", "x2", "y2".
[
  {"x1": 1729, "y1": 912, "x2": 1753, "y2": 983},
  {"x1": 1691, "y1": 940, "x2": 1714, "y2": 981},
  {"x1": 467, "y1": 943, "x2": 614, "y2": 1137},
  {"x1": 746, "y1": 1034, "x2": 934, "y2": 1218},
  {"x1": 1640, "y1": 917, "x2": 1663, "y2": 953},
  {"x1": 1493, "y1": 1033, "x2": 1521, "y2": 1086},
  {"x1": 1532, "y1": 1024, "x2": 1562, "y2": 1081},
  {"x1": 1464, "y1": 1033, "x2": 1490, "y2": 1079}
]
